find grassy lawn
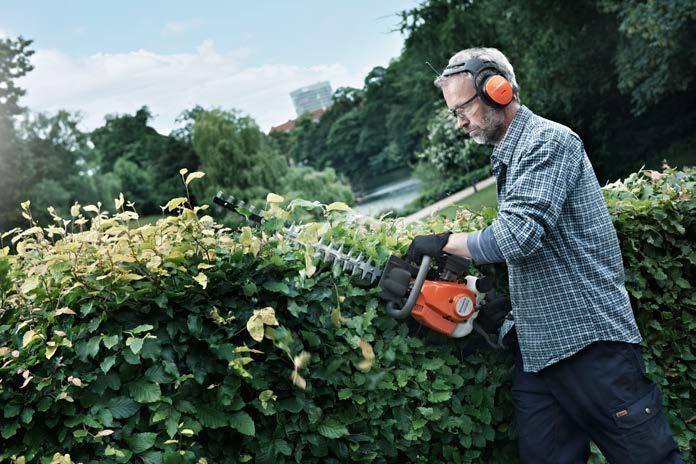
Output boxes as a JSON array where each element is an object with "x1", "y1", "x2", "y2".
[{"x1": 438, "y1": 183, "x2": 498, "y2": 219}]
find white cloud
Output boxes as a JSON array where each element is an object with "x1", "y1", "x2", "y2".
[
  {"x1": 18, "y1": 41, "x2": 371, "y2": 134},
  {"x1": 162, "y1": 18, "x2": 205, "y2": 34}
]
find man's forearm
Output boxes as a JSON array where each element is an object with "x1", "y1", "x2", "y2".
[
  {"x1": 443, "y1": 232, "x2": 471, "y2": 258},
  {"x1": 443, "y1": 226, "x2": 507, "y2": 264}
]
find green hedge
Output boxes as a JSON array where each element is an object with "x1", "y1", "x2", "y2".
[{"x1": 0, "y1": 167, "x2": 693, "y2": 463}]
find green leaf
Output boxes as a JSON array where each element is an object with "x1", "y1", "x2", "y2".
[
  {"x1": 428, "y1": 390, "x2": 452, "y2": 403},
  {"x1": 103, "y1": 334, "x2": 120, "y2": 349},
  {"x1": 125, "y1": 432, "x2": 157, "y2": 454},
  {"x1": 126, "y1": 337, "x2": 144, "y2": 354},
  {"x1": 75, "y1": 335, "x2": 101, "y2": 360},
  {"x1": 20, "y1": 407, "x2": 34, "y2": 424},
  {"x1": 3, "y1": 403, "x2": 20, "y2": 418},
  {"x1": 229, "y1": 411, "x2": 255, "y2": 436},
  {"x1": 128, "y1": 380, "x2": 162, "y2": 403},
  {"x1": 198, "y1": 405, "x2": 228, "y2": 428},
  {"x1": 107, "y1": 397, "x2": 140, "y2": 419},
  {"x1": 1, "y1": 421, "x2": 20, "y2": 439},
  {"x1": 131, "y1": 324, "x2": 154, "y2": 334},
  {"x1": 263, "y1": 281, "x2": 290, "y2": 294},
  {"x1": 145, "y1": 364, "x2": 170, "y2": 384},
  {"x1": 317, "y1": 419, "x2": 349, "y2": 438},
  {"x1": 101, "y1": 356, "x2": 116, "y2": 374}
]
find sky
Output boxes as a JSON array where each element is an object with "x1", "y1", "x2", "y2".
[{"x1": 2, "y1": 1, "x2": 417, "y2": 133}]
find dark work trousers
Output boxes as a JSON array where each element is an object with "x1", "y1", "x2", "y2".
[{"x1": 511, "y1": 339, "x2": 683, "y2": 463}]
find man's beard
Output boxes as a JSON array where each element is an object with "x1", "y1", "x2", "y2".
[{"x1": 470, "y1": 106, "x2": 506, "y2": 145}]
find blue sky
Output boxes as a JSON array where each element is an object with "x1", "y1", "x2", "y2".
[{"x1": 2, "y1": 1, "x2": 417, "y2": 132}]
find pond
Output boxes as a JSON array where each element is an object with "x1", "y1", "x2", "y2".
[{"x1": 352, "y1": 177, "x2": 423, "y2": 216}]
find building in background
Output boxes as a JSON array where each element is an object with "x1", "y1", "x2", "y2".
[
  {"x1": 269, "y1": 107, "x2": 328, "y2": 133},
  {"x1": 290, "y1": 81, "x2": 332, "y2": 117}
]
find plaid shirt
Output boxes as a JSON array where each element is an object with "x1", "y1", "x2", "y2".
[{"x1": 490, "y1": 106, "x2": 642, "y2": 372}]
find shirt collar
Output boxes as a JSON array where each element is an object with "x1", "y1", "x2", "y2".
[{"x1": 491, "y1": 105, "x2": 532, "y2": 166}]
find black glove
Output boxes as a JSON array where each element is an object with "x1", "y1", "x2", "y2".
[
  {"x1": 476, "y1": 297, "x2": 512, "y2": 333},
  {"x1": 405, "y1": 232, "x2": 452, "y2": 264}
]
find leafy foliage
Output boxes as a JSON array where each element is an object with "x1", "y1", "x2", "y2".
[{"x1": 0, "y1": 167, "x2": 693, "y2": 463}]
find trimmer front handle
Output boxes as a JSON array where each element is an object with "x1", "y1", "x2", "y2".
[{"x1": 385, "y1": 255, "x2": 431, "y2": 320}]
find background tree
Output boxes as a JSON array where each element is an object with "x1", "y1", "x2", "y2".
[
  {"x1": 191, "y1": 109, "x2": 289, "y2": 203},
  {"x1": 90, "y1": 106, "x2": 199, "y2": 214},
  {"x1": 0, "y1": 37, "x2": 35, "y2": 230}
]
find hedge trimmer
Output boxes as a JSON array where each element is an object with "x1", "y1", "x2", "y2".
[{"x1": 213, "y1": 192, "x2": 502, "y2": 347}]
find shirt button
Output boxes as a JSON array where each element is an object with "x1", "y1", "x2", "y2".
[{"x1": 645, "y1": 408, "x2": 651, "y2": 414}]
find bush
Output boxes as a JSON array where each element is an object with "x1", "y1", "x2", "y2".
[{"x1": 0, "y1": 167, "x2": 693, "y2": 463}]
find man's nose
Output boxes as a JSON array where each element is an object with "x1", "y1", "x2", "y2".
[{"x1": 456, "y1": 115, "x2": 469, "y2": 129}]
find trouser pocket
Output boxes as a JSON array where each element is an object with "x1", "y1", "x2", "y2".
[{"x1": 610, "y1": 384, "x2": 682, "y2": 464}]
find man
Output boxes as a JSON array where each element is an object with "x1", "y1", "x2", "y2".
[{"x1": 406, "y1": 48, "x2": 683, "y2": 463}]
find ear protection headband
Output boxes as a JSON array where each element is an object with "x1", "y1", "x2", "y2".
[{"x1": 442, "y1": 58, "x2": 514, "y2": 108}]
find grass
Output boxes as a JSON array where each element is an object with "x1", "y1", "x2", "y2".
[{"x1": 438, "y1": 183, "x2": 498, "y2": 219}]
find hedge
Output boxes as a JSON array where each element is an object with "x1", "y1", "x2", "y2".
[{"x1": 0, "y1": 167, "x2": 693, "y2": 463}]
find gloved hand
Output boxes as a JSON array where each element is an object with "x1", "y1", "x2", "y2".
[
  {"x1": 476, "y1": 296, "x2": 512, "y2": 333},
  {"x1": 405, "y1": 232, "x2": 452, "y2": 264}
]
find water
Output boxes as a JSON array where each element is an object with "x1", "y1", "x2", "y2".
[{"x1": 353, "y1": 177, "x2": 423, "y2": 216}]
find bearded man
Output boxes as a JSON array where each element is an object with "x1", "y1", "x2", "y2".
[{"x1": 405, "y1": 47, "x2": 683, "y2": 463}]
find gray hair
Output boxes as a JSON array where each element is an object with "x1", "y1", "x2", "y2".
[{"x1": 434, "y1": 47, "x2": 520, "y2": 102}]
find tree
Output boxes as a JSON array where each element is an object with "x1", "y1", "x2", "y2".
[
  {"x1": 0, "y1": 37, "x2": 35, "y2": 231},
  {"x1": 281, "y1": 167, "x2": 355, "y2": 205},
  {"x1": 416, "y1": 108, "x2": 491, "y2": 175},
  {"x1": 18, "y1": 111, "x2": 98, "y2": 222},
  {"x1": 90, "y1": 106, "x2": 200, "y2": 214},
  {"x1": 191, "y1": 109, "x2": 288, "y2": 202},
  {"x1": 0, "y1": 36, "x2": 34, "y2": 119}
]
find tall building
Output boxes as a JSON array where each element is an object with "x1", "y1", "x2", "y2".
[{"x1": 290, "y1": 81, "x2": 333, "y2": 116}]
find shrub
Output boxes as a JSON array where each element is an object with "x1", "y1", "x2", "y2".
[{"x1": 0, "y1": 167, "x2": 693, "y2": 463}]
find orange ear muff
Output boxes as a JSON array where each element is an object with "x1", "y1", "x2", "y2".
[{"x1": 484, "y1": 75, "x2": 513, "y2": 106}]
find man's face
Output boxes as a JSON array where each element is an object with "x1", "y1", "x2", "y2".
[{"x1": 442, "y1": 74, "x2": 505, "y2": 145}]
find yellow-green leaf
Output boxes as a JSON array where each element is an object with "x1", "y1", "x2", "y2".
[
  {"x1": 70, "y1": 203, "x2": 81, "y2": 217},
  {"x1": 193, "y1": 273, "x2": 208, "y2": 289},
  {"x1": 55, "y1": 307, "x2": 76, "y2": 316},
  {"x1": 185, "y1": 171, "x2": 205, "y2": 185},
  {"x1": 357, "y1": 340, "x2": 375, "y2": 371},
  {"x1": 246, "y1": 307, "x2": 278, "y2": 342},
  {"x1": 22, "y1": 329, "x2": 39, "y2": 348},
  {"x1": 304, "y1": 248, "x2": 316, "y2": 278},
  {"x1": 266, "y1": 192, "x2": 284, "y2": 203},
  {"x1": 115, "y1": 193, "x2": 125, "y2": 210},
  {"x1": 291, "y1": 370, "x2": 306, "y2": 390},
  {"x1": 179, "y1": 168, "x2": 189, "y2": 175},
  {"x1": 164, "y1": 197, "x2": 188, "y2": 211},
  {"x1": 327, "y1": 202, "x2": 352, "y2": 212},
  {"x1": 20, "y1": 276, "x2": 41, "y2": 295},
  {"x1": 45, "y1": 343, "x2": 58, "y2": 359},
  {"x1": 293, "y1": 351, "x2": 311, "y2": 370}
]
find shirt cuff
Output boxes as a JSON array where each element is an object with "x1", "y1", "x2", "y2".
[{"x1": 467, "y1": 226, "x2": 506, "y2": 264}]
